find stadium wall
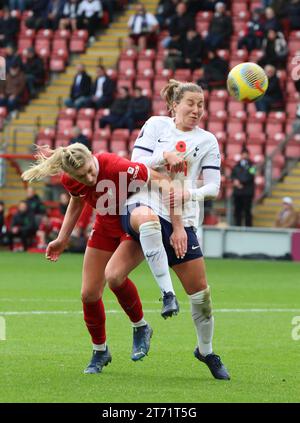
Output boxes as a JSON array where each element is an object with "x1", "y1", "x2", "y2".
[{"x1": 200, "y1": 226, "x2": 300, "y2": 261}]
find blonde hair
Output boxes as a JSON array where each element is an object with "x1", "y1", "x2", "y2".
[
  {"x1": 22, "y1": 143, "x2": 92, "y2": 183},
  {"x1": 160, "y1": 79, "x2": 203, "y2": 113}
]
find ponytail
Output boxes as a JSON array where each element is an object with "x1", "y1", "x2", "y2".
[{"x1": 22, "y1": 143, "x2": 92, "y2": 183}]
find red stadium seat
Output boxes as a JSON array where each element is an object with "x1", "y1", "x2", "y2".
[
  {"x1": 135, "y1": 79, "x2": 152, "y2": 94},
  {"x1": 116, "y1": 78, "x2": 133, "y2": 91},
  {"x1": 118, "y1": 58, "x2": 135, "y2": 73},
  {"x1": 208, "y1": 100, "x2": 226, "y2": 114},
  {"x1": 111, "y1": 129, "x2": 130, "y2": 143},
  {"x1": 226, "y1": 142, "x2": 243, "y2": 156},
  {"x1": 0, "y1": 107, "x2": 8, "y2": 118},
  {"x1": 207, "y1": 119, "x2": 225, "y2": 133},
  {"x1": 120, "y1": 48, "x2": 138, "y2": 61},
  {"x1": 59, "y1": 108, "x2": 77, "y2": 119},
  {"x1": 246, "y1": 144, "x2": 264, "y2": 156},
  {"x1": 76, "y1": 118, "x2": 93, "y2": 131},
  {"x1": 153, "y1": 78, "x2": 168, "y2": 97},
  {"x1": 286, "y1": 101, "x2": 298, "y2": 118},
  {"x1": 228, "y1": 99, "x2": 245, "y2": 114},
  {"x1": 92, "y1": 139, "x2": 108, "y2": 153},
  {"x1": 52, "y1": 38, "x2": 68, "y2": 51},
  {"x1": 227, "y1": 117, "x2": 246, "y2": 135},
  {"x1": 49, "y1": 57, "x2": 66, "y2": 72},
  {"x1": 77, "y1": 108, "x2": 95, "y2": 120},
  {"x1": 285, "y1": 141, "x2": 300, "y2": 158},
  {"x1": 70, "y1": 30, "x2": 88, "y2": 53},
  {"x1": 138, "y1": 49, "x2": 156, "y2": 60},
  {"x1": 53, "y1": 29, "x2": 71, "y2": 40},
  {"x1": 36, "y1": 29, "x2": 53, "y2": 40},
  {"x1": 174, "y1": 69, "x2": 192, "y2": 82},
  {"x1": 245, "y1": 121, "x2": 264, "y2": 135},
  {"x1": 110, "y1": 140, "x2": 128, "y2": 154},
  {"x1": 265, "y1": 122, "x2": 284, "y2": 138},
  {"x1": 195, "y1": 11, "x2": 213, "y2": 21},
  {"x1": 209, "y1": 89, "x2": 228, "y2": 100},
  {"x1": 137, "y1": 68, "x2": 154, "y2": 80},
  {"x1": 136, "y1": 59, "x2": 153, "y2": 74},
  {"x1": 57, "y1": 118, "x2": 74, "y2": 132}
]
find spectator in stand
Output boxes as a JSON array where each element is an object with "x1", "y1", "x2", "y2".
[
  {"x1": 197, "y1": 0, "x2": 230, "y2": 12},
  {"x1": 162, "y1": 2, "x2": 194, "y2": 49},
  {"x1": 59, "y1": 0, "x2": 79, "y2": 31},
  {"x1": 196, "y1": 49, "x2": 228, "y2": 90},
  {"x1": 156, "y1": 0, "x2": 179, "y2": 29},
  {"x1": 102, "y1": 0, "x2": 120, "y2": 24},
  {"x1": 258, "y1": 29, "x2": 288, "y2": 69},
  {"x1": 7, "y1": 200, "x2": 37, "y2": 251},
  {"x1": 65, "y1": 64, "x2": 92, "y2": 110},
  {"x1": 5, "y1": 45, "x2": 23, "y2": 73},
  {"x1": 99, "y1": 86, "x2": 131, "y2": 130},
  {"x1": 263, "y1": 7, "x2": 281, "y2": 33},
  {"x1": 87, "y1": 65, "x2": 115, "y2": 109},
  {"x1": 59, "y1": 192, "x2": 70, "y2": 215},
  {"x1": 25, "y1": 186, "x2": 46, "y2": 227},
  {"x1": 0, "y1": 200, "x2": 5, "y2": 245},
  {"x1": 8, "y1": 0, "x2": 26, "y2": 12},
  {"x1": 45, "y1": 0, "x2": 65, "y2": 30},
  {"x1": 284, "y1": 0, "x2": 300, "y2": 30},
  {"x1": 77, "y1": 0, "x2": 103, "y2": 41},
  {"x1": 127, "y1": 2, "x2": 159, "y2": 50},
  {"x1": 69, "y1": 126, "x2": 91, "y2": 150},
  {"x1": 23, "y1": 47, "x2": 45, "y2": 98},
  {"x1": 256, "y1": 65, "x2": 284, "y2": 112},
  {"x1": 0, "y1": 63, "x2": 26, "y2": 114},
  {"x1": 238, "y1": 8, "x2": 265, "y2": 52},
  {"x1": 275, "y1": 197, "x2": 299, "y2": 228},
  {"x1": 164, "y1": 28, "x2": 204, "y2": 71},
  {"x1": 205, "y1": 2, "x2": 233, "y2": 50},
  {"x1": 26, "y1": 0, "x2": 50, "y2": 30},
  {"x1": 122, "y1": 87, "x2": 151, "y2": 132},
  {"x1": 0, "y1": 8, "x2": 20, "y2": 48},
  {"x1": 231, "y1": 148, "x2": 256, "y2": 227}
]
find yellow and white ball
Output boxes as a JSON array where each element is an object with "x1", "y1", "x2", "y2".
[{"x1": 227, "y1": 62, "x2": 268, "y2": 102}]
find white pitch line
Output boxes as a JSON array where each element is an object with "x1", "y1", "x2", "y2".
[{"x1": 1, "y1": 309, "x2": 300, "y2": 316}]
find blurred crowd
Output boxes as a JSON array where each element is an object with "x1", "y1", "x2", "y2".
[{"x1": 0, "y1": 187, "x2": 94, "y2": 252}]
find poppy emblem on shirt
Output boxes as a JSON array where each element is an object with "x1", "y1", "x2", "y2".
[{"x1": 176, "y1": 141, "x2": 186, "y2": 153}]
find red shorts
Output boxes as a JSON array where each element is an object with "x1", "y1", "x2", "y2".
[{"x1": 87, "y1": 223, "x2": 133, "y2": 252}]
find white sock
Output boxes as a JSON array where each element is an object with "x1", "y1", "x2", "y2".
[
  {"x1": 93, "y1": 342, "x2": 107, "y2": 352},
  {"x1": 189, "y1": 287, "x2": 214, "y2": 357},
  {"x1": 139, "y1": 221, "x2": 175, "y2": 295},
  {"x1": 132, "y1": 317, "x2": 147, "y2": 328}
]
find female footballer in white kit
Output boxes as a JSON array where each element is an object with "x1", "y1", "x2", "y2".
[{"x1": 105, "y1": 79, "x2": 230, "y2": 380}]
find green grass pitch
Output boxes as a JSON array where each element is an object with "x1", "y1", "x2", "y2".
[{"x1": 0, "y1": 251, "x2": 299, "y2": 403}]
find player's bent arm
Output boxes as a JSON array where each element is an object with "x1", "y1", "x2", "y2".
[
  {"x1": 56, "y1": 195, "x2": 85, "y2": 243},
  {"x1": 188, "y1": 168, "x2": 221, "y2": 201}
]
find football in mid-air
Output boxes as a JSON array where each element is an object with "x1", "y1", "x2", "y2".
[{"x1": 227, "y1": 62, "x2": 269, "y2": 102}]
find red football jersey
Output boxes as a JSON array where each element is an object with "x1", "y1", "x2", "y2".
[{"x1": 61, "y1": 152, "x2": 149, "y2": 236}]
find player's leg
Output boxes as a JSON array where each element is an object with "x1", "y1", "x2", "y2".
[
  {"x1": 105, "y1": 239, "x2": 153, "y2": 361},
  {"x1": 81, "y1": 246, "x2": 113, "y2": 374},
  {"x1": 172, "y1": 257, "x2": 230, "y2": 380},
  {"x1": 127, "y1": 205, "x2": 179, "y2": 318}
]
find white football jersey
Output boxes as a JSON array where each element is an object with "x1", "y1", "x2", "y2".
[{"x1": 127, "y1": 116, "x2": 221, "y2": 228}]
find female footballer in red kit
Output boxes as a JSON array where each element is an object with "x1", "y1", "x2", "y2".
[{"x1": 22, "y1": 143, "x2": 178, "y2": 373}]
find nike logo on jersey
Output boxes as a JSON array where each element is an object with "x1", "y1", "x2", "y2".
[
  {"x1": 191, "y1": 245, "x2": 200, "y2": 250},
  {"x1": 157, "y1": 139, "x2": 169, "y2": 143}
]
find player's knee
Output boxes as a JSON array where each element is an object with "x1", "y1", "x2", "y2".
[
  {"x1": 189, "y1": 286, "x2": 213, "y2": 319},
  {"x1": 130, "y1": 206, "x2": 159, "y2": 232},
  {"x1": 105, "y1": 267, "x2": 124, "y2": 289},
  {"x1": 81, "y1": 288, "x2": 102, "y2": 304}
]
